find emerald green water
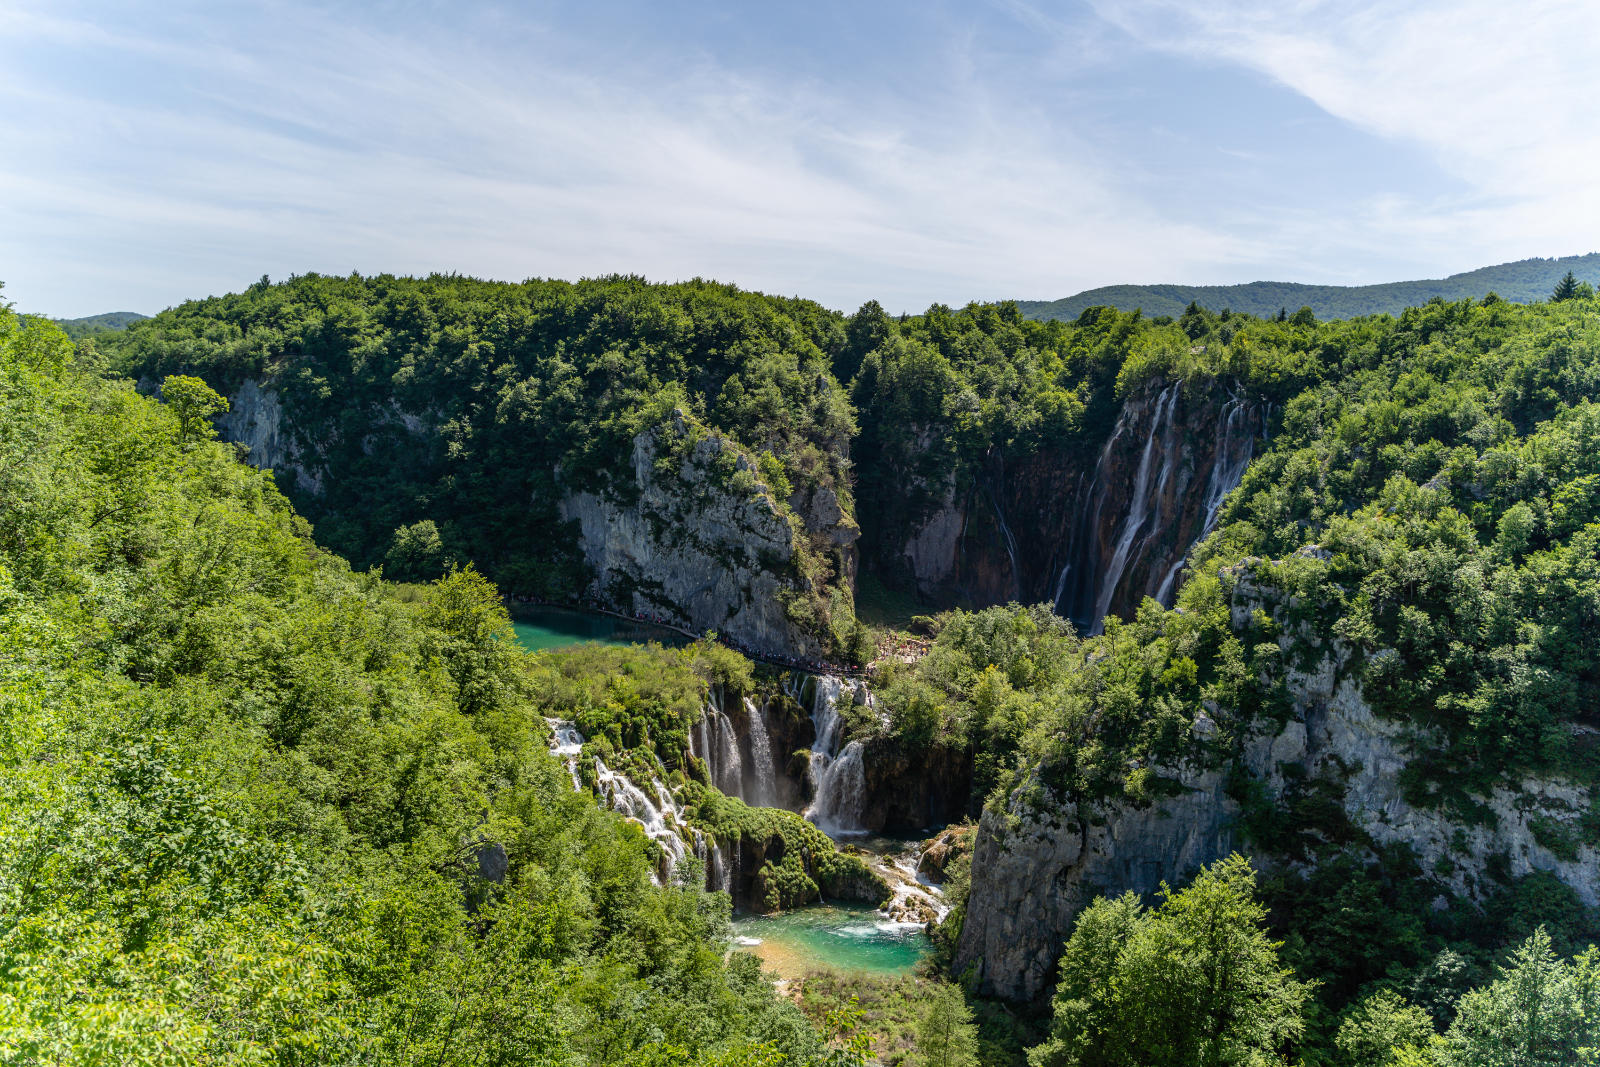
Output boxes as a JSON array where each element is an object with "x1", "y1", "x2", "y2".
[
  {"x1": 730, "y1": 904, "x2": 931, "y2": 978},
  {"x1": 509, "y1": 606, "x2": 689, "y2": 653}
]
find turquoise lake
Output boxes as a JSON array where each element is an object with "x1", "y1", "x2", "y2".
[
  {"x1": 730, "y1": 904, "x2": 931, "y2": 978},
  {"x1": 509, "y1": 605, "x2": 690, "y2": 653}
]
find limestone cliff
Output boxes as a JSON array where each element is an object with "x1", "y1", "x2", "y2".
[
  {"x1": 213, "y1": 378, "x2": 324, "y2": 494},
  {"x1": 874, "y1": 378, "x2": 1265, "y2": 630},
  {"x1": 560, "y1": 415, "x2": 843, "y2": 658},
  {"x1": 953, "y1": 557, "x2": 1600, "y2": 1001},
  {"x1": 212, "y1": 379, "x2": 852, "y2": 658}
]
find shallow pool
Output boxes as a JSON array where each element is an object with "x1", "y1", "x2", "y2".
[{"x1": 730, "y1": 903, "x2": 931, "y2": 979}]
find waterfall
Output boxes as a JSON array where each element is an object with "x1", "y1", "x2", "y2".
[
  {"x1": 593, "y1": 758, "x2": 693, "y2": 884},
  {"x1": 809, "y1": 741, "x2": 868, "y2": 837},
  {"x1": 1088, "y1": 383, "x2": 1182, "y2": 633},
  {"x1": 545, "y1": 718, "x2": 697, "y2": 886},
  {"x1": 798, "y1": 675, "x2": 867, "y2": 836},
  {"x1": 743, "y1": 697, "x2": 779, "y2": 808},
  {"x1": 1200, "y1": 390, "x2": 1253, "y2": 535},
  {"x1": 988, "y1": 488, "x2": 1023, "y2": 600},
  {"x1": 1153, "y1": 390, "x2": 1257, "y2": 606},
  {"x1": 546, "y1": 718, "x2": 586, "y2": 789},
  {"x1": 690, "y1": 692, "x2": 744, "y2": 802},
  {"x1": 1054, "y1": 418, "x2": 1128, "y2": 630},
  {"x1": 714, "y1": 711, "x2": 744, "y2": 799},
  {"x1": 699, "y1": 836, "x2": 731, "y2": 894}
]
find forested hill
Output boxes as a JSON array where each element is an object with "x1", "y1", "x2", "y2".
[
  {"x1": 52, "y1": 309, "x2": 148, "y2": 338},
  {"x1": 0, "y1": 303, "x2": 837, "y2": 1063},
  {"x1": 1019, "y1": 252, "x2": 1600, "y2": 321}
]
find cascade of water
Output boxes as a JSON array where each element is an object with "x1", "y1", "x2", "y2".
[
  {"x1": 800, "y1": 675, "x2": 867, "y2": 836},
  {"x1": 809, "y1": 741, "x2": 868, "y2": 837},
  {"x1": 1089, "y1": 383, "x2": 1182, "y2": 633},
  {"x1": 1200, "y1": 391, "x2": 1253, "y2": 535},
  {"x1": 714, "y1": 711, "x2": 744, "y2": 799},
  {"x1": 690, "y1": 712, "x2": 712, "y2": 783},
  {"x1": 743, "y1": 696, "x2": 779, "y2": 808},
  {"x1": 1153, "y1": 557, "x2": 1187, "y2": 605},
  {"x1": 1054, "y1": 413, "x2": 1130, "y2": 627},
  {"x1": 873, "y1": 840, "x2": 951, "y2": 925},
  {"x1": 592, "y1": 757, "x2": 689, "y2": 883},
  {"x1": 547, "y1": 718, "x2": 710, "y2": 888}
]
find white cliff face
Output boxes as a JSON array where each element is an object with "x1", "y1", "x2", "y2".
[
  {"x1": 956, "y1": 568, "x2": 1600, "y2": 1001},
  {"x1": 560, "y1": 420, "x2": 835, "y2": 658},
  {"x1": 214, "y1": 379, "x2": 324, "y2": 494}
]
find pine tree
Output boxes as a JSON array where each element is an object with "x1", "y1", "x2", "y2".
[
  {"x1": 1551, "y1": 270, "x2": 1580, "y2": 301},
  {"x1": 917, "y1": 983, "x2": 980, "y2": 1067}
]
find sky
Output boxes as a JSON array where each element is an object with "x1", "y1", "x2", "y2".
[{"x1": 3, "y1": 0, "x2": 1599, "y2": 318}]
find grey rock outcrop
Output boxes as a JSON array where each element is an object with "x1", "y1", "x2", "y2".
[
  {"x1": 955, "y1": 563, "x2": 1600, "y2": 1001},
  {"x1": 901, "y1": 480, "x2": 964, "y2": 596},
  {"x1": 560, "y1": 419, "x2": 839, "y2": 658},
  {"x1": 214, "y1": 378, "x2": 323, "y2": 494}
]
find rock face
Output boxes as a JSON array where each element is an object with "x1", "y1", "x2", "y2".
[
  {"x1": 917, "y1": 824, "x2": 974, "y2": 883},
  {"x1": 873, "y1": 378, "x2": 1265, "y2": 630},
  {"x1": 856, "y1": 737, "x2": 973, "y2": 834},
  {"x1": 560, "y1": 420, "x2": 840, "y2": 658},
  {"x1": 214, "y1": 378, "x2": 324, "y2": 494},
  {"x1": 954, "y1": 563, "x2": 1600, "y2": 1001},
  {"x1": 213, "y1": 380, "x2": 851, "y2": 657},
  {"x1": 692, "y1": 687, "x2": 814, "y2": 812}
]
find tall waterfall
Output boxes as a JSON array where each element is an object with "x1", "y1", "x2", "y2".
[
  {"x1": 743, "y1": 696, "x2": 780, "y2": 808},
  {"x1": 1053, "y1": 379, "x2": 1263, "y2": 633},
  {"x1": 1088, "y1": 382, "x2": 1181, "y2": 633},
  {"x1": 714, "y1": 711, "x2": 744, "y2": 798},
  {"x1": 988, "y1": 488, "x2": 1023, "y2": 601},
  {"x1": 793, "y1": 674, "x2": 868, "y2": 836}
]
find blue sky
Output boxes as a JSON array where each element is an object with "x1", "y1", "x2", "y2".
[{"x1": 4, "y1": 0, "x2": 1597, "y2": 317}]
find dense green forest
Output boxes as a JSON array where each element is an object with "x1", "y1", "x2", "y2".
[
  {"x1": 0, "y1": 304, "x2": 869, "y2": 1065},
  {"x1": 1018, "y1": 252, "x2": 1600, "y2": 322},
  {"x1": 855, "y1": 290, "x2": 1600, "y2": 1060},
  {"x1": 19, "y1": 272, "x2": 1600, "y2": 1064},
  {"x1": 112, "y1": 273, "x2": 858, "y2": 651}
]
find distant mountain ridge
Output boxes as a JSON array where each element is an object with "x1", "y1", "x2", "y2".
[
  {"x1": 1019, "y1": 253, "x2": 1600, "y2": 322},
  {"x1": 53, "y1": 311, "x2": 148, "y2": 339}
]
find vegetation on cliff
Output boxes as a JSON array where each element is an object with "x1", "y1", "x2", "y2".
[
  {"x1": 871, "y1": 291, "x2": 1600, "y2": 1059},
  {"x1": 0, "y1": 305, "x2": 860, "y2": 1064}
]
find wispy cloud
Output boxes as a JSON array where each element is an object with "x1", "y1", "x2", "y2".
[
  {"x1": 3, "y1": 0, "x2": 1595, "y2": 316},
  {"x1": 1088, "y1": 0, "x2": 1600, "y2": 270},
  {"x1": 1, "y1": 0, "x2": 1253, "y2": 315}
]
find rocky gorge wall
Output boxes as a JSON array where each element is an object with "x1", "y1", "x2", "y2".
[
  {"x1": 952, "y1": 557, "x2": 1600, "y2": 1001},
  {"x1": 214, "y1": 380, "x2": 851, "y2": 658},
  {"x1": 881, "y1": 378, "x2": 1265, "y2": 632},
  {"x1": 558, "y1": 417, "x2": 843, "y2": 659}
]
